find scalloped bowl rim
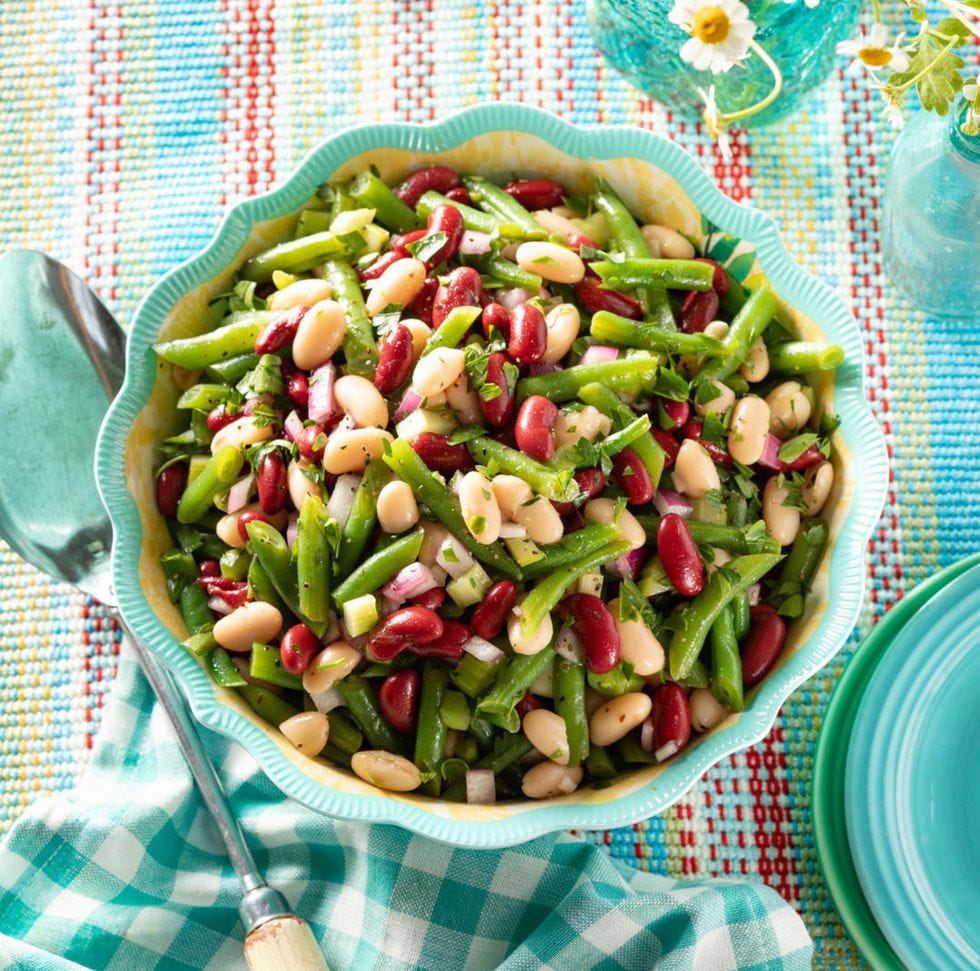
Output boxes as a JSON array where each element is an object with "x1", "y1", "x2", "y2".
[{"x1": 96, "y1": 103, "x2": 888, "y2": 848}]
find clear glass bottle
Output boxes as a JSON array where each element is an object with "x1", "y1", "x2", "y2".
[{"x1": 882, "y1": 101, "x2": 980, "y2": 320}]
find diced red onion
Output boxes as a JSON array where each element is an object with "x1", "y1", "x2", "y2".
[
  {"x1": 462, "y1": 636, "x2": 505, "y2": 664},
  {"x1": 640, "y1": 715, "x2": 656, "y2": 752},
  {"x1": 498, "y1": 522, "x2": 528, "y2": 539},
  {"x1": 458, "y1": 230, "x2": 493, "y2": 255},
  {"x1": 308, "y1": 362, "x2": 339, "y2": 424},
  {"x1": 579, "y1": 344, "x2": 619, "y2": 366},
  {"x1": 309, "y1": 686, "x2": 344, "y2": 714},
  {"x1": 393, "y1": 388, "x2": 422, "y2": 423},
  {"x1": 243, "y1": 394, "x2": 272, "y2": 416},
  {"x1": 758, "y1": 434, "x2": 784, "y2": 471},
  {"x1": 207, "y1": 595, "x2": 234, "y2": 617},
  {"x1": 339, "y1": 621, "x2": 369, "y2": 653},
  {"x1": 747, "y1": 582, "x2": 762, "y2": 606},
  {"x1": 655, "y1": 740, "x2": 680, "y2": 763},
  {"x1": 286, "y1": 513, "x2": 299, "y2": 552},
  {"x1": 436, "y1": 535, "x2": 474, "y2": 579},
  {"x1": 382, "y1": 562, "x2": 438, "y2": 603},
  {"x1": 226, "y1": 475, "x2": 254, "y2": 514},
  {"x1": 653, "y1": 489, "x2": 693, "y2": 518},
  {"x1": 429, "y1": 563, "x2": 449, "y2": 587},
  {"x1": 528, "y1": 361, "x2": 561, "y2": 376},
  {"x1": 321, "y1": 612, "x2": 340, "y2": 644},
  {"x1": 554, "y1": 625, "x2": 584, "y2": 663},
  {"x1": 605, "y1": 547, "x2": 645, "y2": 579},
  {"x1": 500, "y1": 242, "x2": 521, "y2": 262},
  {"x1": 283, "y1": 410, "x2": 305, "y2": 442},
  {"x1": 465, "y1": 769, "x2": 497, "y2": 804},
  {"x1": 381, "y1": 596, "x2": 401, "y2": 618},
  {"x1": 326, "y1": 473, "x2": 360, "y2": 529},
  {"x1": 496, "y1": 287, "x2": 532, "y2": 310}
]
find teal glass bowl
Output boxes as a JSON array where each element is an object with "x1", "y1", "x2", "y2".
[{"x1": 96, "y1": 104, "x2": 888, "y2": 847}]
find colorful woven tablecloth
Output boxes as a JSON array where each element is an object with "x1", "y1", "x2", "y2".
[{"x1": 0, "y1": 2, "x2": 977, "y2": 968}]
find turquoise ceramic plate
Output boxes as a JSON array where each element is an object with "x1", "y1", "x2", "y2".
[
  {"x1": 845, "y1": 563, "x2": 980, "y2": 970},
  {"x1": 96, "y1": 104, "x2": 888, "y2": 846}
]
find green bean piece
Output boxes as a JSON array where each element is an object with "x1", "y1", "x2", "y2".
[
  {"x1": 768, "y1": 341, "x2": 845, "y2": 374},
  {"x1": 160, "y1": 549, "x2": 198, "y2": 602},
  {"x1": 322, "y1": 258, "x2": 378, "y2": 378},
  {"x1": 337, "y1": 676, "x2": 408, "y2": 755},
  {"x1": 577, "y1": 381, "x2": 666, "y2": 488},
  {"x1": 237, "y1": 353, "x2": 283, "y2": 398},
  {"x1": 685, "y1": 520, "x2": 781, "y2": 555},
  {"x1": 440, "y1": 690, "x2": 472, "y2": 731},
  {"x1": 668, "y1": 552, "x2": 783, "y2": 680},
  {"x1": 421, "y1": 306, "x2": 482, "y2": 355},
  {"x1": 521, "y1": 523, "x2": 622, "y2": 579},
  {"x1": 585, "y1": 744, "x2": 618, "y2": 779},
  {"x1": 455, "y1": 736, "x2": 479, "y2": 765},
  {"x1": 331, "y1": 528, "x2": 423, "y2": 609},
  {"x1": 175, "y1": 445, "x2": 243, "y2": 524},
  {"x1": 732, "y1": 590, "x2": 751, "y2": 641},
  {"x1": 326, "y1": 710, "x2": 364, "y2": 755},
  {"x1": 769, "y1": 519, "x2": 828, "y2": 617},
  {"x1": 294, "y1": 208, "x2": 332, "y2": 238},
  {"x1": 517, "y1": 356, "x2": 660, "y2": 403},
  {"x1": 415, "y1": 664, "x2": 450, "y2": 794},
  {"x1": 718, "y1": 272, "x2": 748, "y2": 320},
  {"x1": 182, "y1": 630, "x2": 219, "y2": 658},
  {"x1": 238, "y1": 684, "x2": 300, "y2": 727},
  {"x1": 347, "y1": 169, "x2": 420, "y2": 234},
  {"x1": 467, "y1": 714, "x2": 495, "y2": 751},
  {"x1": 451, "y1": 652, "x2": 505, "y2": 698},
  {"x1": 240, "y1": 232, "x2": 348, "y2": 282},
  {"x1": 220, "y1": 548, "x2": 251, "y2": 581},
  {"x1": 415, "y1": 190, "x2": 500, "y2": 234},
  {"x1": 320, "y1": 743, "x2": 353, "y2": 770},
  {"x1": 554, "y1": 660, "x2": 589, "y2": 767},
  {"x1": 154, "y1": 312, "x2": 275, "y2": 369},
  {"x1": 677, "y1": 657, "x2": 709, "y2": 690},
  {"x1": 520, "y1": 540, "x2": 630, "y2": 638},
  {"x1": 466, "y1": 438, "x2": 578, "y2": 503},
  {"x1": 383, "y1": 439, "x2": 521, "y2": 581},
  {"x1": 615, "y1": 734, "x2": 659, "y2": 764},
  {"x1": 478, "y1": 254, "x2": 542, "y2": 292},
  {"x1": 335, "y1": 460, "x2": 392, "y2": 581},
  {"x1": 206, "y1": 351, "x2": 261, "y2": 384},
  {"x1": 178, "y1": 583, "x2": 214, "y2": 636},
  {"x1": 296, "y1": 494, "x2": 332, "y2": 623},
  {"x1": 698, "y1": 283, "x2": 778, "y2": 383},
  {"x1": 206, "y1": 648, "x2": 247, "y2": 688},
  {"x1": 590, "y1": 311, "x2": 728, "y2": 358},
  {"x1": 588, "y1": 663, "x2": 645, "y2": 697},
  {"x1": 461, "y1": 175, "x2": 541, "y2": 236},
  {"x1": 590, "y1": 258, "x2": 715, "y2": 292},
  {"x1": 442, "y1": 734, "x2": 534, "y2": 801},
  {"x1": 177, "y1": 383, "x2": 243, "y2": 412},
  {"x1": 247, "y1": 556, "x2": 289, "y2": 619},
  {"x1": 250, "y1": 643, "x2": 304, "y2": 690},
  {"x1": 476, "y1": 648, "x2": 557, "y2": 732},
  {"x1": 710, "y1": 604, "x2": 744, "y2": 712}
]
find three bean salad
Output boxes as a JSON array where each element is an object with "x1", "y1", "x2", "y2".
[{"x1": 154, "y1": 164, "x2": 843, "y2": 802}]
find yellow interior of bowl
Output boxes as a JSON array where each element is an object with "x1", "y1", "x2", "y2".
[{"x1": 129, "y1": 131, "x2": 852, "y2": 821}]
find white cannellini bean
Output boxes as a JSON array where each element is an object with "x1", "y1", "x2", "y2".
[
  {"x1": 589, "y1": 692, "x2": 653, "y2": 746},
  {"x1": 490, "y1": 474, "x2": 534, "y2": 520},
  {"x1": 334, "y1": 374, "x2": 389, "y2": 428},
  {"x1": 210, "y1": 416, "x2": 272, "y2": 455},
  {"x1": 412, "y1": 347, "x2": 466, "y2": 398},
  {"x1": 515, "y1": 241, "x2": 586, "y2": 284},
  {"x1": 543, "y1": 303, "x2": 581, "y2": 363},
  {"x1": 689, "y1": 688, "x2": 729, "y2": 733},
  {"x1": 508, "y1": 607, "x2": 554, "y2": 655},
  {"x1": 376, "y1": 480, "x2": 420, "y2": 534},
  {"x1": 291, "y1": 299, "x2": 348, "y2": 370},
  {"x1": 458, "y1": 470, "x2": 502, "y2": 544},
  {"x1": 400, "y1": 317, "x2": 432, "y2": 359},
  {"x1": 521, "y1": 761, "x2": 584, "y2": 799},
  {"x1": 640, "y1": 223, "x2": 695, "y2": 259},
  {"x1": 303, "y1": 642, "x2": 362, "y2": 694},
  {"x1": 554, "y1": 405, "x2": 612, "y2": 447},
  {"x1": 266, "y1": 277, "x2": 333, "y2": 312},
  {"x1": 514, "y1": 497, "x2": 563, "y2": 546},
  {"x1": 766, "y1": 381, "x2": 812, "y2": 438},
  {"x1": 702, "y1": 320, "x2": 729, "y2": 340},
  {"x1": 215, "y1": 503, "x2": 287, "y2": 550},
  {"x1": 533, "y1": 208, "x2": 583, "y2": 243},
  {"x1": 802, "y1": 461, "x2": 834, "y2": 516},
  {"x1": 672, "y1": 439, "x2": 721, "y2": 498},
  {"x1": 365, "y1": 258, "x2": 427, "y2": 316},
  {"x1": 694, "y1": 380, "x2": 736, "y2": 417},
  {"x1": 323, "y1": 427, "x2": 393, "y2": 474},
  {"x1": 280, "y1": 711, "x2": 329, "y2": 757},
  {"x1": 763, "y1": 476, "x2": 801, "y2": 546},
  {"x1": 728, "y1": 395, "x2": 771, "y2": 465},
  {"x1": 523, "y1": 709, "x2": 570, "y2": 765},
  {"x1": 213, "y1": 601, "x2": 283, "y2": 652},
  {"x1": 287, "y1": 459, "x2": 320, "y2": 511},
  {"x1": 583, "y1": 498, "x2": 646, "y2": 550},
  {"x1": 609, "y1": 598, "x2": 665, "y2": 677},
  {"x1": 739, "y1": 337, "x2": 770, "y2": 383},
  {"x1": 352, "y1": 751, "x2": 422, "y2": 792},
  {"x1": 445, "y1": 373, "x2": 482, "y2": 424}
]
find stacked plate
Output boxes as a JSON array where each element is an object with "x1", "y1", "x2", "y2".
[{"x1": 813, "y1": 554, "x2": 980, "y2": 970}]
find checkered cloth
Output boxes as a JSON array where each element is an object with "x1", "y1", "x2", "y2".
[{"x1": 0, "y1": 646, "x2": 812, "y2": 970}]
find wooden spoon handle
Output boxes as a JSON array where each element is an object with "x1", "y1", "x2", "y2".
[{"x1": 244, "y1": 915, "x2": 328, "y2": 971}]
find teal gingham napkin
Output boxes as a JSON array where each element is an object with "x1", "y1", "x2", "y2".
[{"x1": 0, "y1": 646, "x2": 812, "y2": 970}]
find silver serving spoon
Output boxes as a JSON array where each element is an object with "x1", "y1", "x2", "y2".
[{"x1": 0, "y1": 250, "x2": 328, "y2": 971}]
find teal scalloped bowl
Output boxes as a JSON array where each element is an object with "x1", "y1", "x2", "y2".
[{"x1": 95, "y1": 104, "x2": 888, "y2": 847}]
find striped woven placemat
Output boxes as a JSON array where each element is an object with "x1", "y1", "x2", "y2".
[{"x1": 1, "y1": 3, "x2": 977, "y2": 967}]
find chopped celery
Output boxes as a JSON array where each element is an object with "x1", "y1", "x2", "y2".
[
  {"x1": 206, "y1": 648, "x2": 247, "y2": 688},
  {"x1": 446, "y1": 562, "x2": 492, "y2": 608},
  {"x1": 342, "y1": 594, "x2": 379, "y2": 637},
  {"x1": 440, "y1": 691, "x2": 472, "y2": 731},
  {"x1": 396, "y1": 408, "x2": 458, "y2": 440},
  {"x1": 504, "y1": 537, "x2": 544, "y2": 567},
  {"x1": 250, "y1": 643, "x2": 303, "y2": 690}
]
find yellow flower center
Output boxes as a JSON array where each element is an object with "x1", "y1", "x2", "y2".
[
  {"x1": 692, "y1": 7, "x2": 731, "y2": 45},
  {"x1": 858, "y1": 46, "x2": 892, "y2": 68}
]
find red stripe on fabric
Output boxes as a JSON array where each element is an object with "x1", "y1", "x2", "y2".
[{"x1": 392, "y1": 1, "x2": 434, "y2": 122}]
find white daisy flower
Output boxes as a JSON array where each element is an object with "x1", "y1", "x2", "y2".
[
  {"x1": 698, "y1": 85, "x2": 734, "y2": 161},
  {"x1": 837, "y1": 23, "x2": 910, "y2": 74},
  {"x1": 963, "y1": 75, "x2": 979, "y2": 104},
  {"x1": 963, "y1": 75, "x2": 980, "y2": 133},
  {"x1": 669, "y1": 0, "x2": 758, "y2": 74}
]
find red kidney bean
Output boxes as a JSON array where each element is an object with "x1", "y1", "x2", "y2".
[
  {"x1": 279, "y1": 623, "x2": 321, "y2": 675},
  {"x1": 782, "y1": 444, "x2": 824, "y2": 472},
  {"x1": 395, "y1": 165, "x2": 461, "y2": 207},
  {"x1": 196, "y1": 576, "x2": 249, "y2": 609},
  {"x1": 656, "y1": 513, "x2": 705, "y2": 597},
  {"x1": 412, "y1": 432, "x2": 474, "y2": 474},
  {"x1": 295, "y1": 423, "x2": 326, "y2": 462},
  {"x1": 379, "y1": 669, "x2": 421, "y2": 734},
  {"x1": 444, "y1": 186, "x2": 472, "y2": 205},
  {"x1": 679, "y1": 289, "x2": 720, "y2": 334},
  {"x1": 359, "y1": 250, "x2": 403, "y2": 282},
  {"x1": 681, "y1": 417, "x2": 733, "y2": 465},
  {"x1": 514, "y1": 395, "x2": 558, "y2": 462},
  {"x1": 515, "y1": 692, "x2": 545, "y2": 720},
  {"x1": 501, "y1": 178, "x2": 566, "y2": 210},
  {"x1": 657, "y1": 397, "x2": 689, "y2": 430},
  {"x1": 694, "y1": 257, "x2": 729, "y2": 296},
  {"x1": 237, "y1": 510, "x2": 271, "y2": 545},
  {"x1": 409, "y1": 620, "x2": 471, "y2": 660},
  {"x1": 478, "y1": 351, "x2": 517, "y2": 428},
  {"x1": 425, "y1": 204, "x2": 464, "y2": 264},
  {"x1": 368, "y1": 606, "x2": 444, "y2": 662},
  {"x1": 255, "y1": 305, "x2": 308, "y2": 355},
  {"x1": 558, "y1": 594, "x2": 620, "y2": 674},
  {"x1": 407, "y1": 275, "x2": 438, "y2": 325},
  {"x1": 742, "y1": 605, "x2": 787, "y2": 687},
  {"x1": 284, "y1": 369, "x2": 310, "y2": 410},
  {"x1": 561, "y1": 507, "x2": 586, "y2": 534},
  {"x1": 391, "y1": 228, "x2": 428, "y2": 257},
  {"x1": 197, "y1": 558, "x2": 220, "y2": 578},
  {"x1": 652, "y1": 429, "x2": 680, "y2": 469},
  {"x1": 553, "y1": 466, "x2": 607, "y2": 515},
  {"x1": 648, "y1": 682, "x2": 691, "y2": 755},
  {"x1": 470, "y1": 581, "x2": 518, "y2": 640},
  {"x1": 481, "y1": 301, "x2": 511, "y2": 340},
  {"x1": 409, "y1": 587, "x2": 446, "y2": 611},
  {"x1": 568, "y1": 233, "x2": 597, "y2": 251},
  {"x1": 575, "y1": 277, "x2": 643, "y2": 320},
  {"x1": 375, "y1": 322, "x2": 414, "y2": 395},
  {"x1": 156, "y1": 463, "x2": 187, "y2": 517},
  {"x1": 507, "y1": 303, "x2": 547, "y2": 364},
  {"x1": 432, "y1": 266, "x2": 484, "y2": 330},
  {"x1": 257, "y1": 452, "x2": 288, "y2": 515},
  {"x1": 206, "y1": 404, "x2": 237, "y2": 435},
  {"x1": 612, "y1": 447, "x2": 655, "y2": 505}
]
